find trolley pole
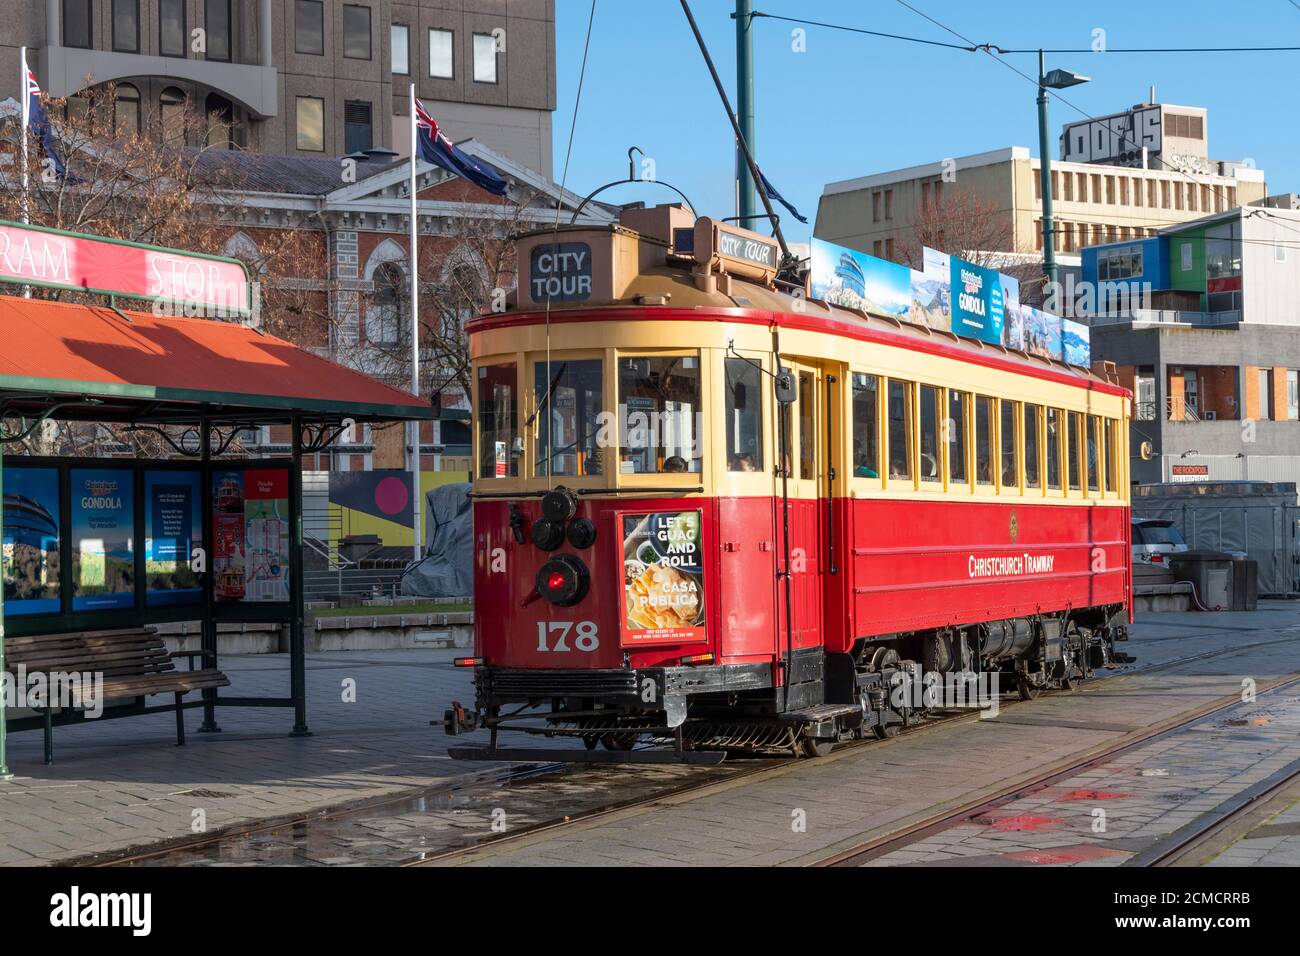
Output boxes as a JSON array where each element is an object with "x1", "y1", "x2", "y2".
[{"x1": 734, "y1": 1, "x2": 756, "y2": 224}]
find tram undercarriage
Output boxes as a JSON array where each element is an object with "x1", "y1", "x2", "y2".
[{"x1": 444, "y1": 608, "x2": 1132, "y2": 763}]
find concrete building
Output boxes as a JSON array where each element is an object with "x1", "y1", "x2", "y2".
[
  {"x1": 1080, "y1": 204, "x2": 1300, "y2": 485},
  {"x1": 815, "y1": 102, "x2": 1267, "y2": 291},
  {"x1": 1, "y1": 0, "x2": 555, "y2": 174}
]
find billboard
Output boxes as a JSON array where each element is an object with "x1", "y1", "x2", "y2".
[
  {"x1": 1021, "y1": 305, "x2": 1063, "y2": 361},
  {"x1": 619, "y1": 510, "x2": 706, "y2": 645},
  {"x1": 213, "y1": 468, "x2": 291, "y2": 604},
  {"x1": 809, "y1": 238, "x2": 910, "y2": 318},
  {"x1": 1062, "y1": 318, "x2": 1092, "y2": 367},
  {"x1": 145, "y1": 470, "x2": 203, "y2": 607},
  {"x1": 2, "y1": 467, "x2": 61, "y2": 616},
  {"x1": 810, "y1": 237, "x2": 1074, "y2": 363},
  {"x1": 70, "y1": 468, "x2": 135, "y2": 611}
]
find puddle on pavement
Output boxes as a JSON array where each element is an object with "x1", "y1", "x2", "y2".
[{"x1": 112, "y1": 760, "x2": 733, "y2": 867}]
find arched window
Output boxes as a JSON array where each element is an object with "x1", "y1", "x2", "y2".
[
  {"x1": 115, "y1": 83, "x2": 141, "y2": 139},
  {"x1": 160, "y1": 87, "x2": 186, "y2": 146},
  {"x1": 366, "y1": 262, "x2": 404, "y2": 346},
  {"x1": 205, "y1": 93, "x2": 233, "y2": 149}
]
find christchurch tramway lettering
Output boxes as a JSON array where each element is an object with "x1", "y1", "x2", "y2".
[{"x1": 968, "y1": 553, "x2": 1056, "y2": 578}]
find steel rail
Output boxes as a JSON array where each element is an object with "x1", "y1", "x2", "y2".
[
  {"x1": 86, "y1": 637, "x2": 1297, "y2": 867},
  {"x1": 810, "y1": 672, "x2": 1300, "y2": 867}
]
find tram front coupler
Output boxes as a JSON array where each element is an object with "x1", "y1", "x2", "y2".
[{"x1": 441, "y1": 700, "x2": 483, "y2": 736}]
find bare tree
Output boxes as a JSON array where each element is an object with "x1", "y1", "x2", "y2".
[{"x1": 899, "y1": 185, "x2": 1045, "y2": 303}]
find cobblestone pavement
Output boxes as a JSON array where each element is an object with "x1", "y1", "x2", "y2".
[
  {"x1": 0, "y1": 648, "x2": 570, "y2": 865},
  {"x1": 1, "y1": 602, "x2": 1298, "y2": 866}
]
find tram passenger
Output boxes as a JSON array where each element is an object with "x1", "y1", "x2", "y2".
[
  {"x1": 854, "y1": 454, "x2": 877, "y2": 478},
  {"x1": 664, "y1": 455, "x2": 688, "y2": 473}
]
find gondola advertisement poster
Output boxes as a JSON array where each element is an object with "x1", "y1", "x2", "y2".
[
  {"x1": 2, "y1": 466, "x2": 61, "y2": 616},
  {"x1": 145, "y1": 470, "x2": 203, "y2": 607},
  {"x1": 212, "y1": 468, "x2": 291, "y2": 604},
  {"x1": 619, "y1": 510, "x2": 707, "y2": 645},
  {"x1": 70, "y1": 468, "x2": 135, "y2": 611}
]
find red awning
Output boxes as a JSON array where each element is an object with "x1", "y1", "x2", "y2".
[{"x1": 0, "y1": 296, "x2": 432, "y2": 422}]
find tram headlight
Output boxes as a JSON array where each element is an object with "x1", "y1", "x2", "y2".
[
  {"x1": 541, "y1": 487, "x2": 579, "y2": 524},
  {"x1": 566, "y1": 517, "x2": 597, "y2": 549},
  {"x1": 536, "y1": 554, "x2": 590, "y2": 607},
  {"x1": 530, "y1": 517, "x2": 565, "y2": 551}
]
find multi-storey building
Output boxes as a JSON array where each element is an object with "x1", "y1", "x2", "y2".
[
  {"x1": 814, "y1": 102, "x2": 1267, "y2": 286},
  {"x1": 1080, "y1": 203, "x2": 1300, "y2": 485},
  {"x1": 2, "y1": 0, "x2": 556, "y2": 174}
]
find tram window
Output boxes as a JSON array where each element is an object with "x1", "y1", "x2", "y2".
[
  {"x1": 798, "y1": 371, "x2": 815, "y2": 481},
  {"x1": 1104, "y1": 417, "x2": 1118, "y2": 491},
  {"x1": 1000, "y1": 400, "x2": 1018, "y2": 490},
  {"x1": 534, "y1": 359, "x2": 603, "y2": 477},
  {"x1": 725, "y1": 357, "x2": 762, "y2": 473},
  {"x1": 1046, "y1": 408, "x2": 1061, "y2": 489},
  {"x1": 1024, "y1": 404, "x2": 1042, "y2": 489},
  {"x1": 919, "y1": 385, "x2": 941, "y2": 483},
  {"x1": 851, "y1": 373, "x2": 879, "y2": 479},
  {"x1": 947, "y1": 390, "x2": 968, "y2": 484},
  {"x1": 886, "y1": 380, "x2": 911, "y2": 481},
  {"x1": 1067, "y1": 411, "x2": 1082, "y2": 490},
  {"x1": 477, "y1": 363, "x2": 518, "y2": 479},
  {"x1": 617, "y1": 355, "x2": 701, "y2": 475},
  {"x1": 1087, "y1": 416, "x2": 1101, "y2": 491},
  {"x1": 974, "y1": 396, "x2": 994, "y2": 485}
]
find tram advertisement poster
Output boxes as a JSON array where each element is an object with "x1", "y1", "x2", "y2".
[
  {"x1": 70, "y1": 468, "x2": 135, "y2": 611},
  {"x1": 212, "y1": 468, "x2": 291, "y2": 604},
  {"x1": 2, "y1": 466, "x2": 62, "y2": 616},
  {"x1": 619, "y1": 510, "x2": 707, "y2": 645},
  {"x1": 145, "y1": 470, "x2": 203, "y2": 607},
  {"x1": 808, "y1": 238, "x2": 910, "y2": 319}
]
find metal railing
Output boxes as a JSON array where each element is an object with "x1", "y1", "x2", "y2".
[{"x1": 1086, "y1": 308, "x2": 1241, "y2": 328}]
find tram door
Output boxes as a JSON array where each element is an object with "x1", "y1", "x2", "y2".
[{"x1": 775, "y1": 361, "x2": 825, "y2": 660}]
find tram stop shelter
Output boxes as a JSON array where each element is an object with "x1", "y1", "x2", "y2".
[{"x1": 0, "y1": 293, "x2": 434, "y2": 778}]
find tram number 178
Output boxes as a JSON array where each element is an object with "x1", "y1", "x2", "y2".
[{"x1": 536, "y1": 621, "x2": 600, "y2": 652}]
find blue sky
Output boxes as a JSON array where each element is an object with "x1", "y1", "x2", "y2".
[{"x1": 554, "y1": 0, "x2": 1300, "y2": 244}]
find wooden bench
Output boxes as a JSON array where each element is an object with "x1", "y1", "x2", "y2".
[{"x1": 3, "y1": 626, "x2": 230, "y2": 765}]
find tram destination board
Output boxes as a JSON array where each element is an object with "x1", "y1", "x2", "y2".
[{"x1": 529, "y1": 241, "x2": 593, "y2": 304}]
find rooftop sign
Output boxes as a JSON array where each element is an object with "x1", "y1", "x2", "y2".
[{"x1": 0, "y1": 220, "x2": 251, "y2": 317}]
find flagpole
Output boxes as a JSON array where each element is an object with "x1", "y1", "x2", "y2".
[
  {"x1": 19, "y1": 47, "x2": 30, "y2": 297},
  {"x1": 409, "y1": 83, "x2": 422, "y2": 565}
]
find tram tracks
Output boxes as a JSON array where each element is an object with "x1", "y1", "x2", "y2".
[
  {"x1": 810, "y1": 672, "x2": 1300, "y2": 867},
  {"x1": 89, "y1": 635, "x2": 1299, "y2": 867}
]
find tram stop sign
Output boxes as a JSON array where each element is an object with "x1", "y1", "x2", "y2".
[{"x1": 529, "y1": 242, "x2": 593, "y2": 304}]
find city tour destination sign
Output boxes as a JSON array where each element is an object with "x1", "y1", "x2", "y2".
[{"x1": 0, "y1": 220, "x2": 251, "y2": 316}]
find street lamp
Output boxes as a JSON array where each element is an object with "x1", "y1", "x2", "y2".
[{"x1": 1037, "y1": 51, "x2": 1089, "y2": 293}]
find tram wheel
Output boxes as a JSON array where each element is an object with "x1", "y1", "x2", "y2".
[
  {"x1": 872, "y1": 723, "x2": 900, "y2": 740},
  {"x1": 800, "y1": 737, "x2": 835, "y2": 758}
]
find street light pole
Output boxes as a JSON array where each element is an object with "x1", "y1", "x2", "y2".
[
  {"x1": 1037, "y1": 49, "x2": 1057, "y2": 291},
  {"x1": 735, "y1": 0, "x2": 756, "y2": 224},
  {"x1": 1036, "y1": 53, "x2": 1090, "y2": 302}
]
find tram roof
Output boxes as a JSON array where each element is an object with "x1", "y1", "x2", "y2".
[
  {"x1": 0, "y1": 295, "x2": 434, "y2": 425},
  {"x1": 474, "y1": 264, "x2": 1127, "y2": 399}
]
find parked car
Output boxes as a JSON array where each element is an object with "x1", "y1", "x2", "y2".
[{"x1": 1132, "y1": 519, "x2": 1189, "y2": 565}]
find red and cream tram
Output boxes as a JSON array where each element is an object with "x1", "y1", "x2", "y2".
[{"x1": 445, "y1": 204, "x2": 1132, "y2": 760}]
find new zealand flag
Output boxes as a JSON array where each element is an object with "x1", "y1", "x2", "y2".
[
  {"x1": 414, "y1": 98, "x2": 507, "y2": 197},
  {"x1": 24, "y1": 68, "x2": 70, "y2": 180}
]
